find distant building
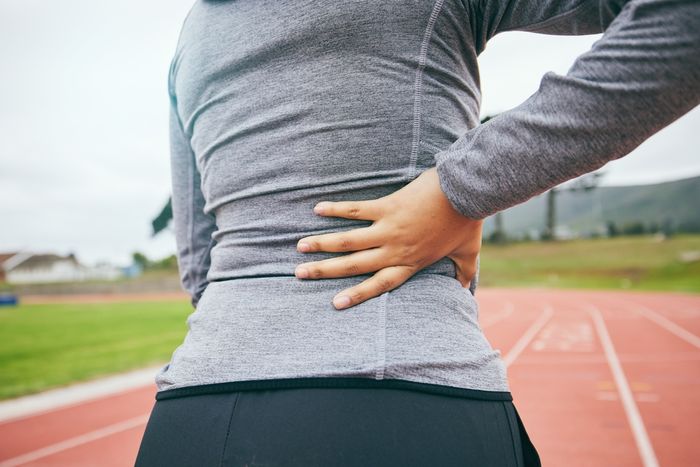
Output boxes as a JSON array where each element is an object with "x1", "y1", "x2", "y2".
[
  {"x1": 0, "y1": 253, "x2": 16, "y2": 282},
  {"x1": 0, "y1": 251, "x2": 125, "y2": 284},
  {"x1": 554, "y1": 225, "x2": 579, "y2": 240}
]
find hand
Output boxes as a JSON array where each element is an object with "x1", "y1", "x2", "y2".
[{"x1": 295, "y1": 167, "x2": 484, "y2": 310}]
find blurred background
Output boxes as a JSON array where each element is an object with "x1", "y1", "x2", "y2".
[{"x1": 1, "y1": 1, "x2": 698, "y2": 466}]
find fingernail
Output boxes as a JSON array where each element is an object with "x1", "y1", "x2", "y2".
[
  {"x1": 298, "y1": 242, "x2": 310, "y2": 252},
  {"x1": 313, "y1": 203, "x2": 326, "y2": 214},
  {"x1": 333, "y1": 295, "x2": 351, "y2": 309},
  {"x1": 295, "y1": 267, "x2": 309, "y2": 278}
]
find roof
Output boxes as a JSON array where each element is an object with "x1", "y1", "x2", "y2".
[
  {"x1": 0, "y1": 252, "x2": 19, "y2": 266},
  {"x1": 0, "y1": 251, "x2": 81, "y2": 272}
]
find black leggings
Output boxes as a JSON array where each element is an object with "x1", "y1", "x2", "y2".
[{"x1": 135, "y1": 387, "x2": 541, "y2": 466}]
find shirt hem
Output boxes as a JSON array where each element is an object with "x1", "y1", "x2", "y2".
[{"x1": 154, "y1": 376, "x2": 513, "y2": 402}]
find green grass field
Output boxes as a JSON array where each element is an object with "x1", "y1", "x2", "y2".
[
  {"x1": 0, "y1": 300, "x2": 191, "y2": 401},
  {"x1": 479, "y1": 234, "x2": 700, "y2": 292},
  {"x1": 0, "y1": 234, "x2": 697, "y2": 401}
]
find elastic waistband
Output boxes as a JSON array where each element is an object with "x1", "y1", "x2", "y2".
[{"x1": 154, "y1": 376, "x2": 513, "y2": 402}]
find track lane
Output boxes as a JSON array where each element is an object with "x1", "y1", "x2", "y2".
[
  {"x1": 1, "y1": 289, "x2": 698, "y2": 466},
  {"x1": 0, "y1": 386, "x2": 155, "y2": 466},
  {"x1": 588, "y1": 293, "x2": 700, "y2": 466},
  {"x1": 491, "y1": 289, "x2": 644, "y2": 466}
]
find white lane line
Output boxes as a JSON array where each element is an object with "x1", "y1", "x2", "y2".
[
  {"x1": 634, "y1": 305, "x2": 700, "y2": 349},
  {"x1": 513, "y1": 352, "x2": 700, "y2": 365},
  {"x1": 0, "y1": 364, "x2": 163, "y2": 424},
  {"x1": 0, "y1": 414, "x2": 150, "y2": 467},
  {"x1": 503, "y1": 306, "x2": 553, "y2": 368},
  {"x1": 482, "y1": 301, "x2": 515, "y2": 329},
  {"x1": 586, "y1": 304, "x2": 660, "y2": 467}
]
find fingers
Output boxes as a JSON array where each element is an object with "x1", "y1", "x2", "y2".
[
  {"x1": 297, "y1": 225, "x2": 386, "y2": 253},
  {"x1": 314, "y1": 199, "x2": 384, "y2": 221},
  {"x1": 331, "y1": 265, "x2": 416, "y2": 310},
  {"x1": 295, "y1": 246, "x2": 390, "y2": 279}
]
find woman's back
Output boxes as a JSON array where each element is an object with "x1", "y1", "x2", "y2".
[
  {"x1": 156, "y1": 0, "x2": 603, "y2": 400},
  {"x1": 173, "y1": 0, "x2": 482, "y2": 281}
]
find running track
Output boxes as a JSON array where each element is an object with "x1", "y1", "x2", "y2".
[{"x1": 1, "y1": 289, "x2": 698, "y2": 466}]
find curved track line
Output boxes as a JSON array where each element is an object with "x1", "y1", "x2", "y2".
[
  {"x1": 633, "y1": 305, "x2": 700, "y2": 349},
  {"x1": 585, "y1": 304, "x2": 660, "y2": 467},
  {"x1": 503, "y1": 305, "x2": 553, "y2": 368},
  {"x1": 0, "y1": 414, "x2": 150, "y2": 467}
]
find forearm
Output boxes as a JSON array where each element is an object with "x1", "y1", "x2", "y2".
[{"x1": 436, "y1": 0, "x2": 700, "y2": 220}]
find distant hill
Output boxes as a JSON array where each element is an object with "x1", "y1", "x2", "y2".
[{"x1": 482, "y1": 174, "x2": 700, "y2": 238}]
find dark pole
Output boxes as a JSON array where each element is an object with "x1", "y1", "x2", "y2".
[
  {"x1": 493, "y1": 211, "x2": 506, "y2": 243},
  {"x1": 544, "y1": 188, "x2": 557, "y2": 241}
]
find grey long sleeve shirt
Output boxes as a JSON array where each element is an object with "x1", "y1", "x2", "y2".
[{"x1": 154, "y1": 0, "x2": 700, "y2": 401}]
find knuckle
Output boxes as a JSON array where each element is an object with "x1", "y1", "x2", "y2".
[
  {"x1": 388, "y1": 245, "x2": 407, "y2": 263},
  {"x1": 398, "y1": 243, "x2": 418, "y2": 261},
  {"x1": 377, "y1": 277, "x2": 394, "y2": 293},
  {"x1": 338, "y1": 237, "x2": 353, "y2": 250},
  {"x1": 347, "y1": 205, "x2": 361, "y2": 219},
  {"x1": 344, "y1": 262, "x2": 362, "y2": 275},
  {"x1": 385, "y1": 230, "x2": 403, "y2": 246}
]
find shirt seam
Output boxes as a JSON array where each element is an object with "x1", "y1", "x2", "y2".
[{"x1": 408, "y1": 0, "x2": 446, "y2": 180}]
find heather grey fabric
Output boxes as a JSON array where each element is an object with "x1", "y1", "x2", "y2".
[{"x1": 155, "y1": 0, "x2": 699, "y2": 394}]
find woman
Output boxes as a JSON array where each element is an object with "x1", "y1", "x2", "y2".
[{"x1": 135, "y1": 0, "x2": 699, "y2": 465}]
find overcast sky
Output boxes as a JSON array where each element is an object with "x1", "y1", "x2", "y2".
[{"x1": 1, "y1": 1, "x2": 698, "y2": 267}]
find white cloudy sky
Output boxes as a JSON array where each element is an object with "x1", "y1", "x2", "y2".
[{"x1": 1, "y1": 1, "x2": 698, "y2": 267}]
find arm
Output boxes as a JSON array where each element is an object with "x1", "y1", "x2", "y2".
[
  {"x1": 471, "y1": 0, "x2": 611, "y2": 50},
  {"x1": 168, "y1": 63, "x2": 218, "y2": 309},
  {"x1": 436, "y1": 0, "x2": 700, "y2": 220}
]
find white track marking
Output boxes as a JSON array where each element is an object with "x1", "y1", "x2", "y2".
[
  {"x1": 512, "y1": 352, "x2": 700, "y2": 365},
  {"x1": 531, "y1": 321, "x2": 595, "y2": 353},
  {"x1": 482, "y1": 301, "x2": 515, "y2": 329},
  {"x1": 0, "y1": 414, "x2": 150, "y2": 467},
  {"x1": 0, "y1": 364, "x2": 163, "y2": 423},
  {"x1": 633, "y1": 305, "x2": 700, "y2": 349},
  {"x1": 503, "y1": 306, "x2": 553, "y2": 368},
  {"x1": 586, "y1": 305, "x2": 660, "y2": 467}
]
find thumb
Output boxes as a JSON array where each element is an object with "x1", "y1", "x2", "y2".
[{"x1": 448, "y1": 253, "x2": 477, "y2": 289}]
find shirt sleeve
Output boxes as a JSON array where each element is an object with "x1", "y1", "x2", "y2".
[
  {"x1": 472, "y1": 0, "x2": 628, "y2": 42},
  {"x1": 435, "y1": 0, "x2": 700, "y2": 220},
  {"x1": 168, "y1": 64, "x2": 218, "y2": 309}
]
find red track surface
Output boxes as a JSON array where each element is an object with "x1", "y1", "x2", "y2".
[{"x1": 1, "y1": 288, "x2": 698, "y2": 466}]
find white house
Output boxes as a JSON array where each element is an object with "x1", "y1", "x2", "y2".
[{"x1": 0, "y1": 251, "x2": 124, "y2": 284}]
